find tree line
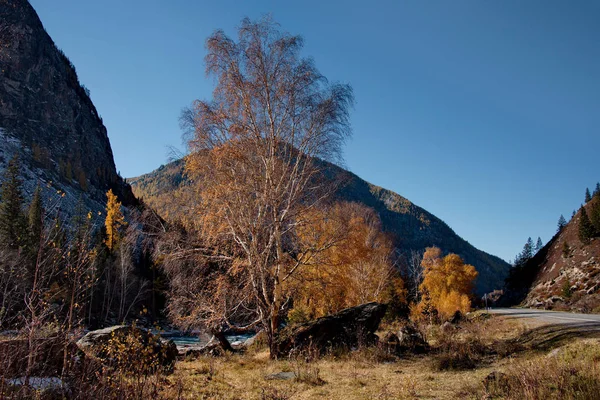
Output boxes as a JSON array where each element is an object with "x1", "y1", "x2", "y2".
[{"x1": 0, "y1": 155, "x2": 155, "y2": 332}]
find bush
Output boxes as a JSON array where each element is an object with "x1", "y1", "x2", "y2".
[{"x1": 434, "y1": 335, "x2": 488, "y2": 370}]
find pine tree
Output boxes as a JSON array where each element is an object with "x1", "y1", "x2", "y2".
[
  {"x1": 72, "y1": 195, "x2": 89, "y2": 242},
  {"x1": 594, "y1": 182, "x2": 600, "y2": 198},
  {"x1": 523, "y1": 237, "x2": 534, "y2": 259},
  {"x1": 27, "y1": 185, "x2": 44, "y2": 250},
  {"x1": 557, "y1": 215, "x2": 567, "y2": 232},
  {"x1": 578, "y1": 207, "x2": 594, "y2": 244},
  {"x1": 49, "y1": 210, "x2": 67, "y2": 250},
  {"x1": 562, "y1": 241, "x2": 571, "y2": 258},
  {"x1": 585, "y1": 188, "x2": 592, "y2": 203},
  {"x1": 0, "y1": 155, "x2": 27, "y2": 249},
  {"x1": 590, "y1": 199, "x2": 600, "y2": 236},
  {"x1": 104, "y1": 189, "x2": 126, "y2": 251},
  {"x1": 514, "y1": 237, "x2": 534, "y2": 267},
  {"x1": 535, "y1": 237, "x2": 543, "y2": 252}
]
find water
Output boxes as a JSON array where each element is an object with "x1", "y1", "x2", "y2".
[{"x1": 169, "y1": 333, "x2": 254, "y2": 347}]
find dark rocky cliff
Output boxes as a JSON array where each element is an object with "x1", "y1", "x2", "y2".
[{"x1": 0, "y1": 0, "x2": 135, "y2": 213}]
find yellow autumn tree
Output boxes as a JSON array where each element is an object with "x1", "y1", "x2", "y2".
[
  {"x1": 411, "y1": 246, "x2": 477, "y2": 321},
  {"x1": 104, "y1": 189, "x2": 126, "y2": 251},
  {"x1": 286, "y1": 202, "x2": 405, "y2": 322}
]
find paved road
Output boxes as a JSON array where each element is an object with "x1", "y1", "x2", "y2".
[{"x1": 488, "y1": 308, "x2": 600, "y2": 325}]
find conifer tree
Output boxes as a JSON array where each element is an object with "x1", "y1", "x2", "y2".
[
  {"x1": 585, "y1": 188, "x2": 592, "y2": 203},
  {"x1": 535, "y1": 237, "x2": 543, "y2": 252},
  {"x1": 590, "y1": 199, "x2": 600, "y2": 236},
  {"x1": 594, "y1": 182, "x2": 600, "y2": 197},
  {"x1": 0, "y1": 155, "x2": 27, "y2": 249},
  {"x1": 578, "y1": 207, "x2": 594, "y2": 244},
  {"x1": 524, "y1": 237, "x2": 534, "y2": 259},
  {"x1": 514, "y1": 237, "x2": 534, "y2": 267},
  {"x1": 557, "y1": 214, "x2": 567, "y2": 232},
  {"x1": 72, "y1": 195, "x2": 89, "y2": 243},
  {"x1": 27, "y1": 185, "x2": 44, "y2": 250},
  {"x1": 562, "y1": 241, "x2": 571, "y2": 258},
  {"x1": 104, "y1": 189, "x2": 125, "y2": 251},
  {"x1": 49, "y1": 209, "x2": 67, "y2": 250}
]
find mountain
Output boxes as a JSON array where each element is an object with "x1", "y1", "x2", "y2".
[
  {"x1": 129, "y1": 159, "x2": 511, "y2": 295},
  {"x1": 509, "y1": 196, "x2": 600, "y2": 312},
  {"x1": 0, "y1": 0, "x2": 135, "y2": 216}
]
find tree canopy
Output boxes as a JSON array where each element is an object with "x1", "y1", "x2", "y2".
[
  {"x1": 411, "y1": 247, "x2": 478, "y2": 321},
  {"x1": 181, "y1": 16, "x2": 354, "y2": 357}
]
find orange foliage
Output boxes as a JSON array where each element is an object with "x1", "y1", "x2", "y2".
[
  {"x1": 411, "y1": 247, "x2": 477, "y2": 321},
  {"x1": 287, "y1": 202, "x2": 405, "y2": 321},
  {"x1": 104, "y1": 189, "x2": 126, "y2": 251}
]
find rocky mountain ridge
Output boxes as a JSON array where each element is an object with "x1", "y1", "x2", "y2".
[{"x1": 0, "y1": 0, "x2": 135, "y2": 218}]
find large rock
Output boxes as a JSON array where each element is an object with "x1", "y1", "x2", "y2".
[
  {"x1": 275, "y1": 302, "x2": 387, "y2": 357},
  {"x1": 76, "y1": 326, "x2": 177, "y2": 373}
]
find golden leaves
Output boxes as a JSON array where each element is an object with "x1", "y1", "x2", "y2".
[{"x1": 413, "y1": 247, "x2": 478, "y2": 321}]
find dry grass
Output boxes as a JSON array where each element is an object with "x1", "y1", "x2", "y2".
[
  {"x1": 161, "y1": 351, "x2": 492, "y2": 399},
  {"x1": 5, "y1": 315, "x2": 599, "y2": 399},
  {"x1": 156, "y1": 314, "x2": 600, "y2": 399},
  {"x1": 480, "y1": 339, "x2": 600, "y2": 399}
]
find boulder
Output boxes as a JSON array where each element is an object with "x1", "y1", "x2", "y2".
[
  {"x1": 266, "y1": 371, "x2": 296, "y2": 381},
  {"x1": 76, "y1": 326, "x2": 177, "y2": 373},
  {"x1": 177, "y1": 342, "x2": 224, "y2": 359},
  {"x1": 275, "y1": 302, "x2": 387, "y2": 357},
  {"x1": 396, "y1": 324, "x2": 429, "y2": 354}
]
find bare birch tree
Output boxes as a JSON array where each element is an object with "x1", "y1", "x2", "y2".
[{"x1": 183, "y1": 16, "x2": 353, "y2": 357}]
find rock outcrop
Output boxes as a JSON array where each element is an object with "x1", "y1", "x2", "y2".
[
  {"x1": 502, "y1": 195, "x2": 600, "y2": 312},
  {"x1": 0, "y1": 0, "x2": 135, "y2": 217},
  {"x1": 76, "y1": 326, "x2": 178, "y2": 373},
  {"x1": 275, "y1": 302, "x2": 387, "y2": 357}
]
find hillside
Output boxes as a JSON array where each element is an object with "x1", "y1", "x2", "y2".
[
  {"x1": 0, "y1": 0, "x2": 135, "y2": 215},
  {"x1": 129, "y1": 158, "x2": 511, "y2": 295},
  {"x1": 516, "y1": 196, "x2": 600, "y2": 312}
]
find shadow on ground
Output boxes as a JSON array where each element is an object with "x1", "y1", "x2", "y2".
[{"x1": 509, "y1": 322, "x2": 600, "y2": 351}]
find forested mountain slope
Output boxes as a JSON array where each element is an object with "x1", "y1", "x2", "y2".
[{"x1": 130, "y1": 159, "x2": 511, "y2": 295}]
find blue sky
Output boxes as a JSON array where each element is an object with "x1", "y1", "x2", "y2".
[{"x1": 30, "y1": 0, "x2": 600, "y2": 262}]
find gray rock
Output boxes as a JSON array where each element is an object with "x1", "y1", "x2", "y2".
[{"x1": 266, "y1": 371, "x2": 296, "y2": 380}]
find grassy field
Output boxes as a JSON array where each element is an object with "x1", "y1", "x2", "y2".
[{"x1": 153, "y1": 314, "x2": 600, "y2": 399}]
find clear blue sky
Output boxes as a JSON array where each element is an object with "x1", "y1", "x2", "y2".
[{"x1": 30, "y1": 0, "x2": 600, "y2": 263}]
